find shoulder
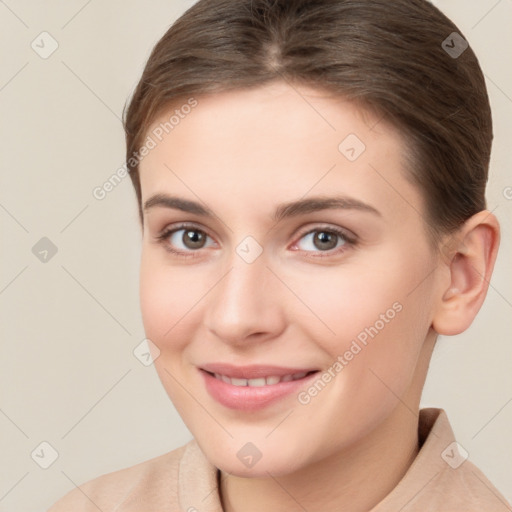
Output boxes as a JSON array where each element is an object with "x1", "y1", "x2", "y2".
[
  {"x1": 424, "y1": 457, "x2": 511, "y2": 511},
  {"x1": 421, "y1": 410, "x2": 511, "y2": 511},
  {"x1": 374, "y1": 408, "x2": 512, "y2": 512},
  {"x1": 47, "y1": 441, "x2": 191, "y2": 512}
]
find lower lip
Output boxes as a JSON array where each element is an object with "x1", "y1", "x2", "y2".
[{"x1": 199, "y1": 369, "x2": 319, "y2": 411}]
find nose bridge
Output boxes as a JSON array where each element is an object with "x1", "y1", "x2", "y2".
[{"x1": 204, "y1": 241, "x2": 281, "y2": 342}]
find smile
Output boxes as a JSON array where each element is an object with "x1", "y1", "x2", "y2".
[
  {"x1": 199, "y1": 366, "x2": 320, "y2": 411},
  {"x1": 210, "y1": 371, "x2": 314, "y2": 387}
]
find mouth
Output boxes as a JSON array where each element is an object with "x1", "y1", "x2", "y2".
[{"x1": 198, "y1": 364, "x2": 321, "y2": 411}]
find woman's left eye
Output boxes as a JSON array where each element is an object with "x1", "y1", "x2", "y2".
[{"x1": 292, "y1": 227, "x2": 354, "y2": 256}]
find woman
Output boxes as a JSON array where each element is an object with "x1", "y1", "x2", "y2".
[{"x1": 48, "y1": 0, "x2": 511, "y2": 510}]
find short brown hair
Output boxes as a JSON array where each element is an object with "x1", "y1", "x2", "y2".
[{"x1": 123, "y1": 0, "x2": 492, "y2": 242}]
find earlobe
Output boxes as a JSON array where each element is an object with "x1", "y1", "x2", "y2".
[{"x1": 432, "y1": 210, "x2": 500, "y2": 336}]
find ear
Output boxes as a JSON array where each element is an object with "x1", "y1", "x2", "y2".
[{"x1": 432, "y1": 210, "x2": 500, "y2": 336}]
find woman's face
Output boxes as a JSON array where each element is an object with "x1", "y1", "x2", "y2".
[{"x1": 138, "y1": 81, "x2": 444, "y2": 476}]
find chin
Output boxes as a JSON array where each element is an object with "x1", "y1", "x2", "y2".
[{"x1": 197, "y1": 436, "x2": 311, "y2": 478}]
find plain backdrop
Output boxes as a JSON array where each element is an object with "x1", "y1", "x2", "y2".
[{"x1": 0, "y1": 1, "x2": 511, "y2": 510}]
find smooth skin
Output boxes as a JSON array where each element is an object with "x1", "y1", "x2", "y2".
[{"x1": 137, "y1": 81, "x2": 499, "y2": 512}]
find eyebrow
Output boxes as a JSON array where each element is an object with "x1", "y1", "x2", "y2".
[{"x1": 143, "y1": 193, "x2": 381, "y2": 222}]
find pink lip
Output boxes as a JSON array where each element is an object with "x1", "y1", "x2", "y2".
[{"x1": 199, "y1": 364, "x2": 319, "y2": 411}]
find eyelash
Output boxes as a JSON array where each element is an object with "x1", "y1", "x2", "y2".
[{"x1": 154, "y1": 222, "x2": 357, "y2": 260}]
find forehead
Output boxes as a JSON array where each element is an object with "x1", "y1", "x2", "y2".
[{"x1": 139, "y1": 81, "x2": 424, "y2": 225}]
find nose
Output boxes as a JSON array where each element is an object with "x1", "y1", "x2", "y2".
[{"x1": 203, "y1": 248, "x2": 286, "y2": 346}]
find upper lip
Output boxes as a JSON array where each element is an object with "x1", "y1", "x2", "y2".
[{"x1": 200, "y1": 363, "x2": 319, "y2": 380}]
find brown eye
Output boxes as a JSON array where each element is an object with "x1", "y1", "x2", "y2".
[
  {"x1": 291, "y1": 225, "x2": 358, "y2": 259},
  {"x1": 181, "y1": 229, "x2": 207, "y2": 249},
  {"x1": 157, "y1": 225, "x2": 215, "y2": 254},
  {"x1": 296, "y1": 228, "x2": 348, "y2": 253},
  {"x1": 312, "y1": 231, "x2": 339, "y2": 251}
]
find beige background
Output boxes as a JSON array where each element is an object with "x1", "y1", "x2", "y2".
[{"x1": 0, "y1": 1, "x2": 511, "y2": 510}]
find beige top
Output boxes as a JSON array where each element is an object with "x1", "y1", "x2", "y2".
[{"x1": 48, "y1": 408, "x2": 511, "y2": 511}]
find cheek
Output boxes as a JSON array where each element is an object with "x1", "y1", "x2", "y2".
[
  {"x1": 285, "y1": 264, "x2": 432, "y2": 445},
  {"x1": 139, "y1": 253, "x2": 204, "y2": 410},
  {"x1": 139, "y1": 250, "x2": 202, "y2": 350},
  {"x1": 294, "y1": 259, "x2": 425, "y2": 336},
  {"x1": 295, "y1": 257, "x2": 433, "y2": 386}
]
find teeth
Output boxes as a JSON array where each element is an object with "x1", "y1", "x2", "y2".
[
  {"x1": 247, "y1": 378, "x2": 266, "y2": 387},
  {"x1": 213, "y1": 372, "x2": 311, "y2": 386},
  {"x1": 231, "y1": 377, "x2": 249, "y2": 386}
]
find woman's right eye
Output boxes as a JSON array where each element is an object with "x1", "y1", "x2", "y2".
[{"x1": 156, "y1": 224, "x2": 216, "y2": 257}]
